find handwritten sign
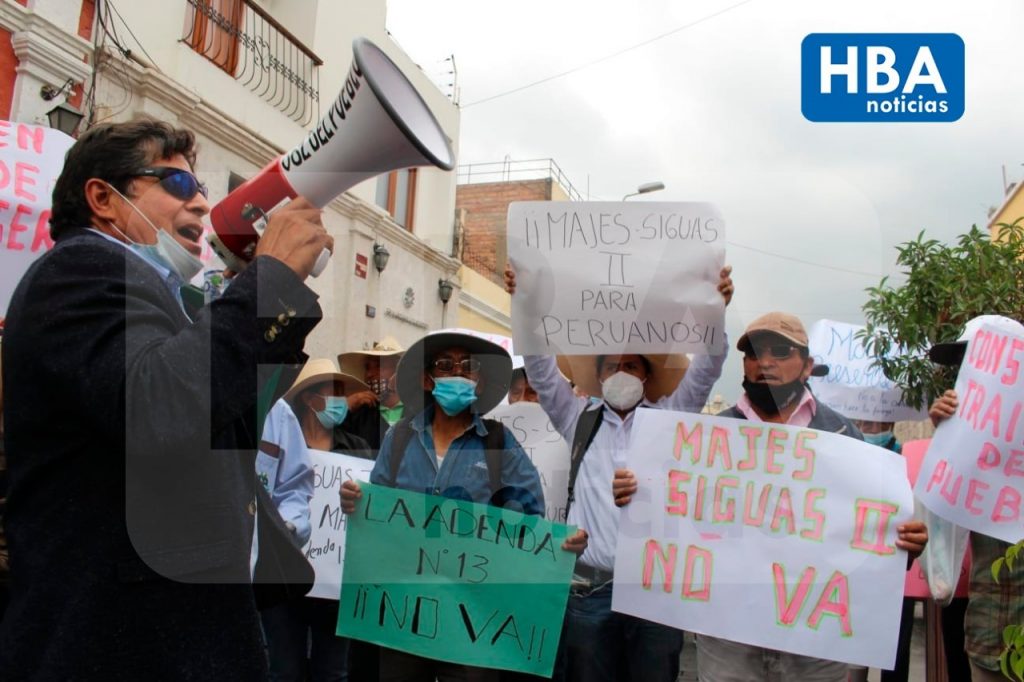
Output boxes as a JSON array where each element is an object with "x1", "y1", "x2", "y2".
[
  {"x1": 901, "y1": 439, "x2": 970, "y2": 599},
  {"x1": 611, "y1": 410, "x2": 913, "y2": 669},
  {"x1": 0, "y1": 121, "x2": 75, "y2": 315},
  {"x1": 302, "y1": 450, "x2": 374, "y2": 600},
  {"x1": 336, "y1": 484, "x2": 576, "y2": 676},
  {"x1": 807, "y1": 319, "x2": 926, "y2": 422},
  {"x1": 915, "y1": 322, "x2": 1024, "y2": 544},
  {"x1": 487, "y1": 402, "x2": 570, "y2": 522},
  {"x1": 507, "y1": 201, "x2": 726, "y2": 356}
]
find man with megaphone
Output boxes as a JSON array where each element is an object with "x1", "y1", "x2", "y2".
[{"x1": 0, "y1": 116, "x2": 331, "y2": 680}]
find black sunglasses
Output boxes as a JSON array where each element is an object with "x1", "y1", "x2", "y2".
[
  {"x1": 431, "y1": 357, "x2": 482, "y2": 375},
  {"x1": 132, "y1": 167, "x2": 209, "y2": 201},
  {"x1": 745, "y1": 344, "x2": 798, "y2": 360}
]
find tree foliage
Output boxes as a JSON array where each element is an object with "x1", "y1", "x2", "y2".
[{"x1": 859, "y1": 222, "x2": 1024, "y2": 410}]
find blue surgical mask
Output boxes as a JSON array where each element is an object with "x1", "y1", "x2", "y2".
[
  {"x1": 431, "y1": 376, "x2": 478, "y2": 416},
  {"x1": 106, "y1": 183, "x2": 204, "y2": 282},
  {"x1": 315, "y1": 396, "x2": 349, "y2": 428},
  {"x1": 863, "y1": 431, "x2": 894, "y2": 447}
]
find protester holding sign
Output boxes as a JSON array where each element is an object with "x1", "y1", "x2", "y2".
[
  {"x1": 341, "y1": 330, "x2": 587, "y2": 680},
  {"x1": 925, "y1": 314, "x2": 1024, "y2": 682},
  {"x1": 0, "y1": 117, "x2": 331, "y2": 679},
  {"x1": 613, "y1": 311, "x2": 927, "y2": 681},
  {"x1": 504, "y1": 263, "x2": 733, "y2": 682},
  {"x1": 261, "y1": 359, "x2": 371, "y2": 682}
]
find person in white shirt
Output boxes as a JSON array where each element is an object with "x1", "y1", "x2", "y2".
[{"x1": 504, "y1": 264, "x2": 734, "y2": 682}]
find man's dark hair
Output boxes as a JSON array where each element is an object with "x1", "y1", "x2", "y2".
[
  {"x1": 595, "y1": 354, "x2": 653, "y2": 375},
  {"x1": 50, "y1": 117, "x2": 199, "y2": 240}
]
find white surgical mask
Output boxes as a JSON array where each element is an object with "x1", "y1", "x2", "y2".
[
  {"x1": 601, "y1": 371, "x2": 645, "y2": 411},
  {"x1": 106, "y1": 183, "x2": 203, "y2": 282}
]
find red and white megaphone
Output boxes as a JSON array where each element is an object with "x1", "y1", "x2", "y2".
[{"x1": 208, "y1": 37, "x2": 455, "y2": 276}]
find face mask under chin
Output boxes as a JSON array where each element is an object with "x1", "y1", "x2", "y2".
[
  {"x1": 106, "y1": 183, "x2": 203, "y2": 282},
  {"x1": 741, "y1": 378, "x2": 806, "y2": 416}
]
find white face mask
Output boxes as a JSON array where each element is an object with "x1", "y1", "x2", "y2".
[
  {"x1": 601, "y1": 371, "x2": 646, "y2": 411},
  {"x1": 106, "y1": 183, "x2": 204, "y2": 282}
]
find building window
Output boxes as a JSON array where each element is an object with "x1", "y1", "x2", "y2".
[
  {"x1": 375, "y1": 169, "x2": 417, "y2": 230},
  {"x1": 188, "y1": 0, "x2": 243, "y2": 75}
]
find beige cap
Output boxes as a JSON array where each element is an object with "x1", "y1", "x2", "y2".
[{"x1": 736, "y1": 312, "x2": 808, "y2": 352}]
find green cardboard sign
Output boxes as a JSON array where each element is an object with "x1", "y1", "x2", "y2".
[{"x1": 336, "y1": 484, "x2": 576, "y2": 676}]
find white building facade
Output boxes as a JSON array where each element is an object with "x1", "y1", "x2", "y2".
[{"x1": 0, "y1": 0, "x2": 463, "y2": 356}]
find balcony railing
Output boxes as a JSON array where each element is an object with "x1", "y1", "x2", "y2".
[
  {"x1": 182, "y1": 0, "x2": 321, "y2": 125},
  {"x1": 457, "y1": 158, "x2": 584, "y2": 201}
]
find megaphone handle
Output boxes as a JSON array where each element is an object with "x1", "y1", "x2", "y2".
[{"x1": 310, "y1": 247, "x2": 331, "y2": 278}]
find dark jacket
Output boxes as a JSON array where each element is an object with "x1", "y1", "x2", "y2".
[
  {"x1": 343, "y1": 403, "x2": 392, "y2": 455},
  {"x1": 0, "y1": 229, "x2": 321, "y2": 680}
]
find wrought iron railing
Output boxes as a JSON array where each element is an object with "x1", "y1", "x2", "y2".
[
  {"x1": 182, "y1": 0, "x2": 321, "y2": 125},
  {"x1": 457, "y1": 158, "x2": 584, "y2": 201}
]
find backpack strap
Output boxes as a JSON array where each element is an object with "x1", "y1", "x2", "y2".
[
  {"x1": 567, "y1": 405, "x2": 604, "y2": 513},
  {"x1": 388, "y1": 417, "x2": 417, "y2": 483},
  {"x1": 481, "y1": 418, "x2": 506, "y2": 496}
]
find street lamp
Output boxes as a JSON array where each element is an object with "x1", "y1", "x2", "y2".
[
  {"x1": 372, "y1": 242, "x2": 390, "y2": 274},
  {"x1": 438, "y1": 279, "x2": 454, "y2": 304},
  {"x1": 45, "y1": 101, "x2": 84, "y2": 137},
  {"x1": 622, "y1": 181, "x2": 665, "y2": 201}
]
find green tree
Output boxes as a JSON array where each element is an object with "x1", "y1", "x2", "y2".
[
  {"x1": 860, "y1": 221, "x2": 1024, "y2": 681},
  {"x1": 859, "y1": 222, "x2": 1024, "y2": 410}
]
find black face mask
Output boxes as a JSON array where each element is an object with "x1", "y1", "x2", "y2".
[
  {"x1": 368, "y1": 377, "x2": 396, "y2": 400},
  {"x1": 742, "y1": 378, "x2": 806, "y2": 416}
]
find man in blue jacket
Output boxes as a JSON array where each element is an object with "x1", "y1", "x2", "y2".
[{"x1": 341, "y1": 330, "x2": 587, "y2": 681}]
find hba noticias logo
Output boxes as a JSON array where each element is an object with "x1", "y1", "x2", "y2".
[{"x1": 801, "y1": 33, "x2": 964, "y2": 122}]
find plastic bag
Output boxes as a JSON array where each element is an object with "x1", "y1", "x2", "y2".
[{"x1": 916, "y1": 499, "x2": 970, "y2": 606}]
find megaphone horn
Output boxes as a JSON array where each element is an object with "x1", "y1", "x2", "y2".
[{"x1": 208, "y1": 37, "x2": 455, "y2": 276}]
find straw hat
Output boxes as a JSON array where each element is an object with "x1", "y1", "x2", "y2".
[
  {"x1": 337, "y1": 336, "x2": 405, "y2": 382},
  {"x1": 556, "y1": 353, "x2": 690, "y2": 402},
  {"x1": 396, "y1": 330, "x2": 512, "y2": 416},
  {"x1": 283, "y1": 358, "x2": 370, "y2": 405}
]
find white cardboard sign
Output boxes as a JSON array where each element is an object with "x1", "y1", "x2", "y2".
[
  {"x1": 487, "y1": 401, "x2": 570, "y2": 522},
  {"x1": 507, "y1": 201, "x2": 726, "y2": 356},
  {"x1": 915, "y1": 323, "x2": 1024, "y2": 544},
  {"x1": 0, "y1": 121, "x2": 74, "y2": 316},
  {"x1": 611, "y1": 410, "x2": 913, "y2": 669},
  {"x1": 302, "y1": 450, "x2": 375, "y2": 600},
  {"x1": 807, "y1": 319, "x2": 926, "y2": 422}
]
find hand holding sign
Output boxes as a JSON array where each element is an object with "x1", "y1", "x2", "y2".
[
  {"x1": 929, "y1": 389, "x2": 958, "y2": 426},
  {"x1": 339, "y1": 478, "x2": 361, "y2": 514},
  {"x1": 611, "y1": 410, "x2": 915, "y2": 669}
]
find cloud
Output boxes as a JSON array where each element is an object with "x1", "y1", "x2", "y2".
[{"x1": 387, "y1": 0, "x2": 1024, "y2": 401}]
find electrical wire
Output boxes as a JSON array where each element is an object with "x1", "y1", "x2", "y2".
[
  {"x1": 90, "y1": 0, "x2": 135, "y2": 124},
  {"x1": 726, "y1": 240, "x2": 884, "y2": 278},
  {"x1": 104, "y1": 0, "x2": 162, "y2": 72},
  {"x1": 461, "y1": 0, "x2": 756, "y2": 109}
]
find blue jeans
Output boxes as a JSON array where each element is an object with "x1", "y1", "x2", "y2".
[
  {"x1": 562, "y1": 582, "x2": 684, "y2": 682},
  {"x1": 261, "y1": 598, "x2": 350, "y2": 682}
]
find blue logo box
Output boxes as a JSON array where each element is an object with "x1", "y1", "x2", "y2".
[{"x1": 801, "y1": 33, "x2": 964, "y2": 122}]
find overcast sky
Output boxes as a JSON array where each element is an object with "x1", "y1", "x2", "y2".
[{"x1": 386, "y1": 0, "x2": 1024, "y2": 401}]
